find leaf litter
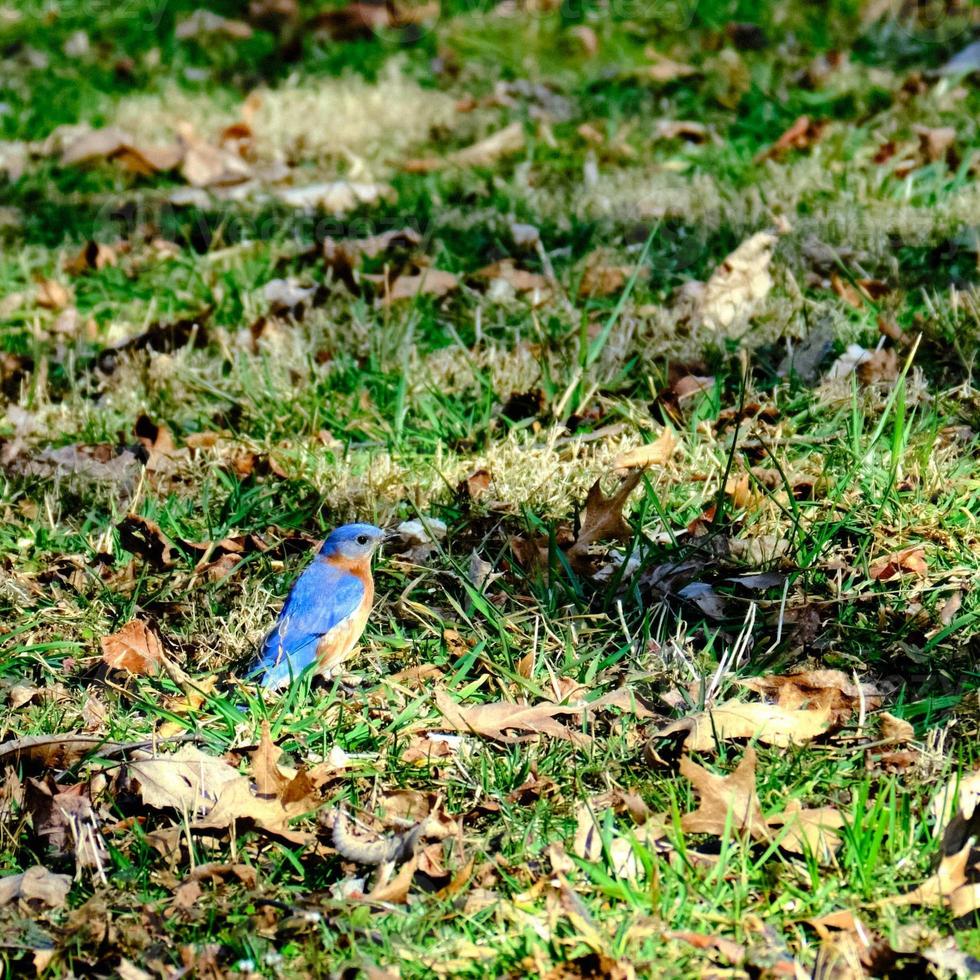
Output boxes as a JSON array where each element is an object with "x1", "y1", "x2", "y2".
[{"x1": 5, "y1": 4, "x2": 980, "y2": 975}]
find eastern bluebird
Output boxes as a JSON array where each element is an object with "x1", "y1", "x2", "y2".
[{"x1": 251, "y1": 523, "x2": 384, "y2": 690}]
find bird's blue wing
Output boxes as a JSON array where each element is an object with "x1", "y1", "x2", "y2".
[{"x1": 251, "y1": 560, "x2": 365, "y2": 689}]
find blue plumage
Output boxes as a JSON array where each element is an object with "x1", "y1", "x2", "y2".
[{"x1": 250, "y1": 523, "x2": 384, "y2": 690}]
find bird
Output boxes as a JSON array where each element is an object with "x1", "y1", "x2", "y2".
[{"x1": 250, "y1": 523, "x2": 384, "y2": 690}]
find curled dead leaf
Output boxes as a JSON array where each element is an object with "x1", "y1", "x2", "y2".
[
  {"x1": 680, "y1": 748, "x2": 770, "y2": 841},
  {"x1": 656, "y1": 701, "x2": 832, "y2": 752},
  {"x1": 0, "y1": 865, "x2": 72, "y2": 908},
  {"x1": 697, "y1": 231, "x2": 778, "y2": 334},
  {"x1": 739, "y1": 670, "x2": 883, "y2": 727},
  {"x1": 568, "y1": 468, "x2": 645, "y2": 561},
  {"x1": 101, "y1": 619, "x2": 165, "y2": 676},
  {"x1": 434, "y1": 688, "x2": 590, "y2": 746},
  {"x1": 879, "y1": 712, "x2": 914, "y2": 745},
  {"x1": 381, "y1": 268, "x2": 459, "y2": 304},
  {"x1": 870, "y1": 547, "x2": 927, "y2": 581},
  {"x1": 613, "y1": 428, "x2": 677, "y2": 472}
]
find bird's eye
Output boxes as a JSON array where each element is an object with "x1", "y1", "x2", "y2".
[{"x1": 356, "y1": 534, "x2": 368, "y2": 545}]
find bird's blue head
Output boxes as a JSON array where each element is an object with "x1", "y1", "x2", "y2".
[{"x1": 320, "y1": 523, "x2": 385, "y2": 562}]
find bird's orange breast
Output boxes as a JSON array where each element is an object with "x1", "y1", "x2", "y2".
[{"x1": 314, "y1": 555, "x2": 374, "y2": 675}]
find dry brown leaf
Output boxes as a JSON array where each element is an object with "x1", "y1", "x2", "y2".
[
  {"x1": 830, "y1": 272, "x2": 890, "y2": 309},
  {"x1": 578, "y1": 251, "x2": 633, "y2": 297},
  {"x1": 383, "y1": 268, "x2": 459, "y2": 303},
  {"x1": 614, "y1": 428, "x2": 677, "y2": 472},
  {"x1": 126, "y1": 744, "x2": 241, "y2": 813},
  {"x1": 100, "y1": 619, "x2": 165, "y2": 676},
  {"x1": 434, "y1": 688, "x2": 589, "y2": 746},
  {"x1": 869, "y1": 547, "x2": 927, "y2": 581},
  {"x1": 175, "y1": 9, "x2": 254, "y2": 39},
  {"x1": 64, "y1": 240, "x2": 117, "y2": 275},
  {"x1": 24, "y1": 777, "x2": 108, "y2": 870},
  {"x1": 663, "y1": 931, "x2": 745, "y2": 965},
  {"x1": 857, "y1": 347, "x2": 900, "y2": 386},
  {"x1": 117, "y1": 514, "x2": 176, "y2": 568},
  {"x1": 450, "y1": 121, "x2": 525, "y2": 167},
  {"x1": 177, "y1": 122, "x2": 251, "y2": 188},
  {"x1": 753, "y1": 114, "x2": 826, "y2": 162},
  {"x1": 458, "y1": 468, "x2": 492, "y2": 501},
  {"x1": 766, "y1": 798, "x2": 844, "y2": 859},
  {"x1": 60, "y1": 126, "x2": 183, "y2": 175},
  {"x1": 637, "y1": 50, "x2": 697, "y2": 84},
  {"x1": 192, "y1": 776, "x2": 313, "y2": 845},
  {"x1": 471, "y1": 259, "x2": 551, "y2": 299},
  {"x1": 940, "y1": 590, "x2": 963, "y2": 626},
  {"x1": 739, "y1": 670, "x2": 882, "y2": 726},
  {"x1": 276, "y1": 180, "x2": 393, "y2": 212},
  {"x1": 173, "y1": 862, "x2": 256, "y2": 909},
  {"x1": 572, "y1": 803, "x2": 668, "y2": 879},
  {"x1": 680, "y1": 748, "x2": 770, "y2": 841},
  {"x1": 654, "y1": 120, "x2": 713, "y2": 143},
  {"x1": 250, "y1": 720, "x2": 290, "y2": 799},
  {"x1": 724, "y1": 473, "x2": 760, "y2": 510},
  {"x1": 914, "y1": 124, "x2": 956, "y2": 164},
  {"x1": 35, "y1": 277, "x2": 71, "y2": 310},
  {"x1": 697, "y1": 231, "x2": 778, "y2": 333},
  {"x1": 887, "y1": 842, "x2": 974, "y2": 909},
  {"x1": 0, "y1": 734, "x2": 134, "y2": 773},
  {"x1": 879, "y1": 712, "x2": 914, "y2": 745},
  {"x1": 585, "y1": 688, "x2": 657, "y2": 719},
  {"x1": 657, "y1": 700, "x2": 832, "y2": 752},
  {"x1": 568, "y1": 468, "x2": 645, "y2": 559},
  {"x1": 368, "y1": 854, "x2": 419, "y2": 904},
  {"x1": 0, "y1": 865, "x2": 72, "y2": 908}
]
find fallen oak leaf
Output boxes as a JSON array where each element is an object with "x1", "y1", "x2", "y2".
[
  {"x1": 578, "y1": 250, "x2": 634, "y2": 297},
  {"x1": 250, "y1": 719, "x2": 291, "y2": 799},
  {"x1": 117, "y1": 514, "x2": 177, "y2": 568},
  {"x1": 434, "y1": 688, "x2": 590, "y2": 746},
  {"x1": 380, "y1": 268, "x2": 459, "y2": 303},
  {"x1": 568, "y1": 468, "x2": 646, "y2": 560},
  {"x1": 696, "y1": 230, "x2": 779, "y2": 334},
  {"x1": 680, "y1": 747, "x2": 771, "y2": 841},
  {"x1": 24, "y1": 777, "x2": 108, "y2": 871},
  {"x1": 0, "y1": 866, "x2": 72, "y2": 908},
  {"x1": 613, "y1": 427, "x2": 677, "y2": 472},
  {"x1": 173, "y1": 862, "x2": 257, "y2": 910},
  {"x1": 879, "y1": 712, "x2": 915, "y2": 745},
  {"x1": 886, "y1": 842, "x2": 975, "y2": 910},
  {"x1": 655, "y1": 700, "x2": 832, "y2": 752},
  {"x1": 470, "y1": 259, "x2": 551, "y2": 302},
  {"x1": 35, "y1": 277, "x2": 72, "y2": 310},
  {"x1": 448, "y1": 121, "x2": 526, "y2": 168},
  {"x1": 367, "y1": 854, "x2": 420, "y2": 904},
  {"x1": 585, "y1": 687, "x2": 657, "y2": 719},
  {"x1": 663, "y1": 932, "x2": 745, "y2": 965},
  {"x1": 0, "y1": 734, "x2": 172, "y2": 772},
  {"x1": 175, "y1": 9, "x2": 254, "y2": 39},
  {"x1": 738, "y1": 669, "x2": 883, "y2": 727},
  {"x1": 177, "y1": 121, "x2": 251, "y2": 188},
  {"x1": 635, "y1": 50, "x2": 698, "y2": 84},
  {"x1": 64, "y1": 240, "x2": 117, "y2": 275},
  {"x1": 275, "y1": 179, "x2": 393, "y2": 213},
  {"x1": 765, "y1": 798, "x2": 844, "y2": 860},
  {"x1": 191, "y1": 776, "x2": 314, "y2": 845},
  {"x1": 753, "y1": 114, "x2": 826, "y2": 163},
  {"x1": 870, "y1": 547, "x2": 927, "y2": 581},
  {"x1": 124, "y1": 744, "x2": 241, "y2": 814},
  {"x1": 101, "y1": 619, "x2": 165, "y2": 676},
  {"x1": 830, "y1": 272, "x2": 890, "y2": 309}
]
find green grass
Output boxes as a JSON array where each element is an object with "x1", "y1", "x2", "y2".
[{"x1": 2, "y1": 0, "x2": 980, "y2": 974}]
